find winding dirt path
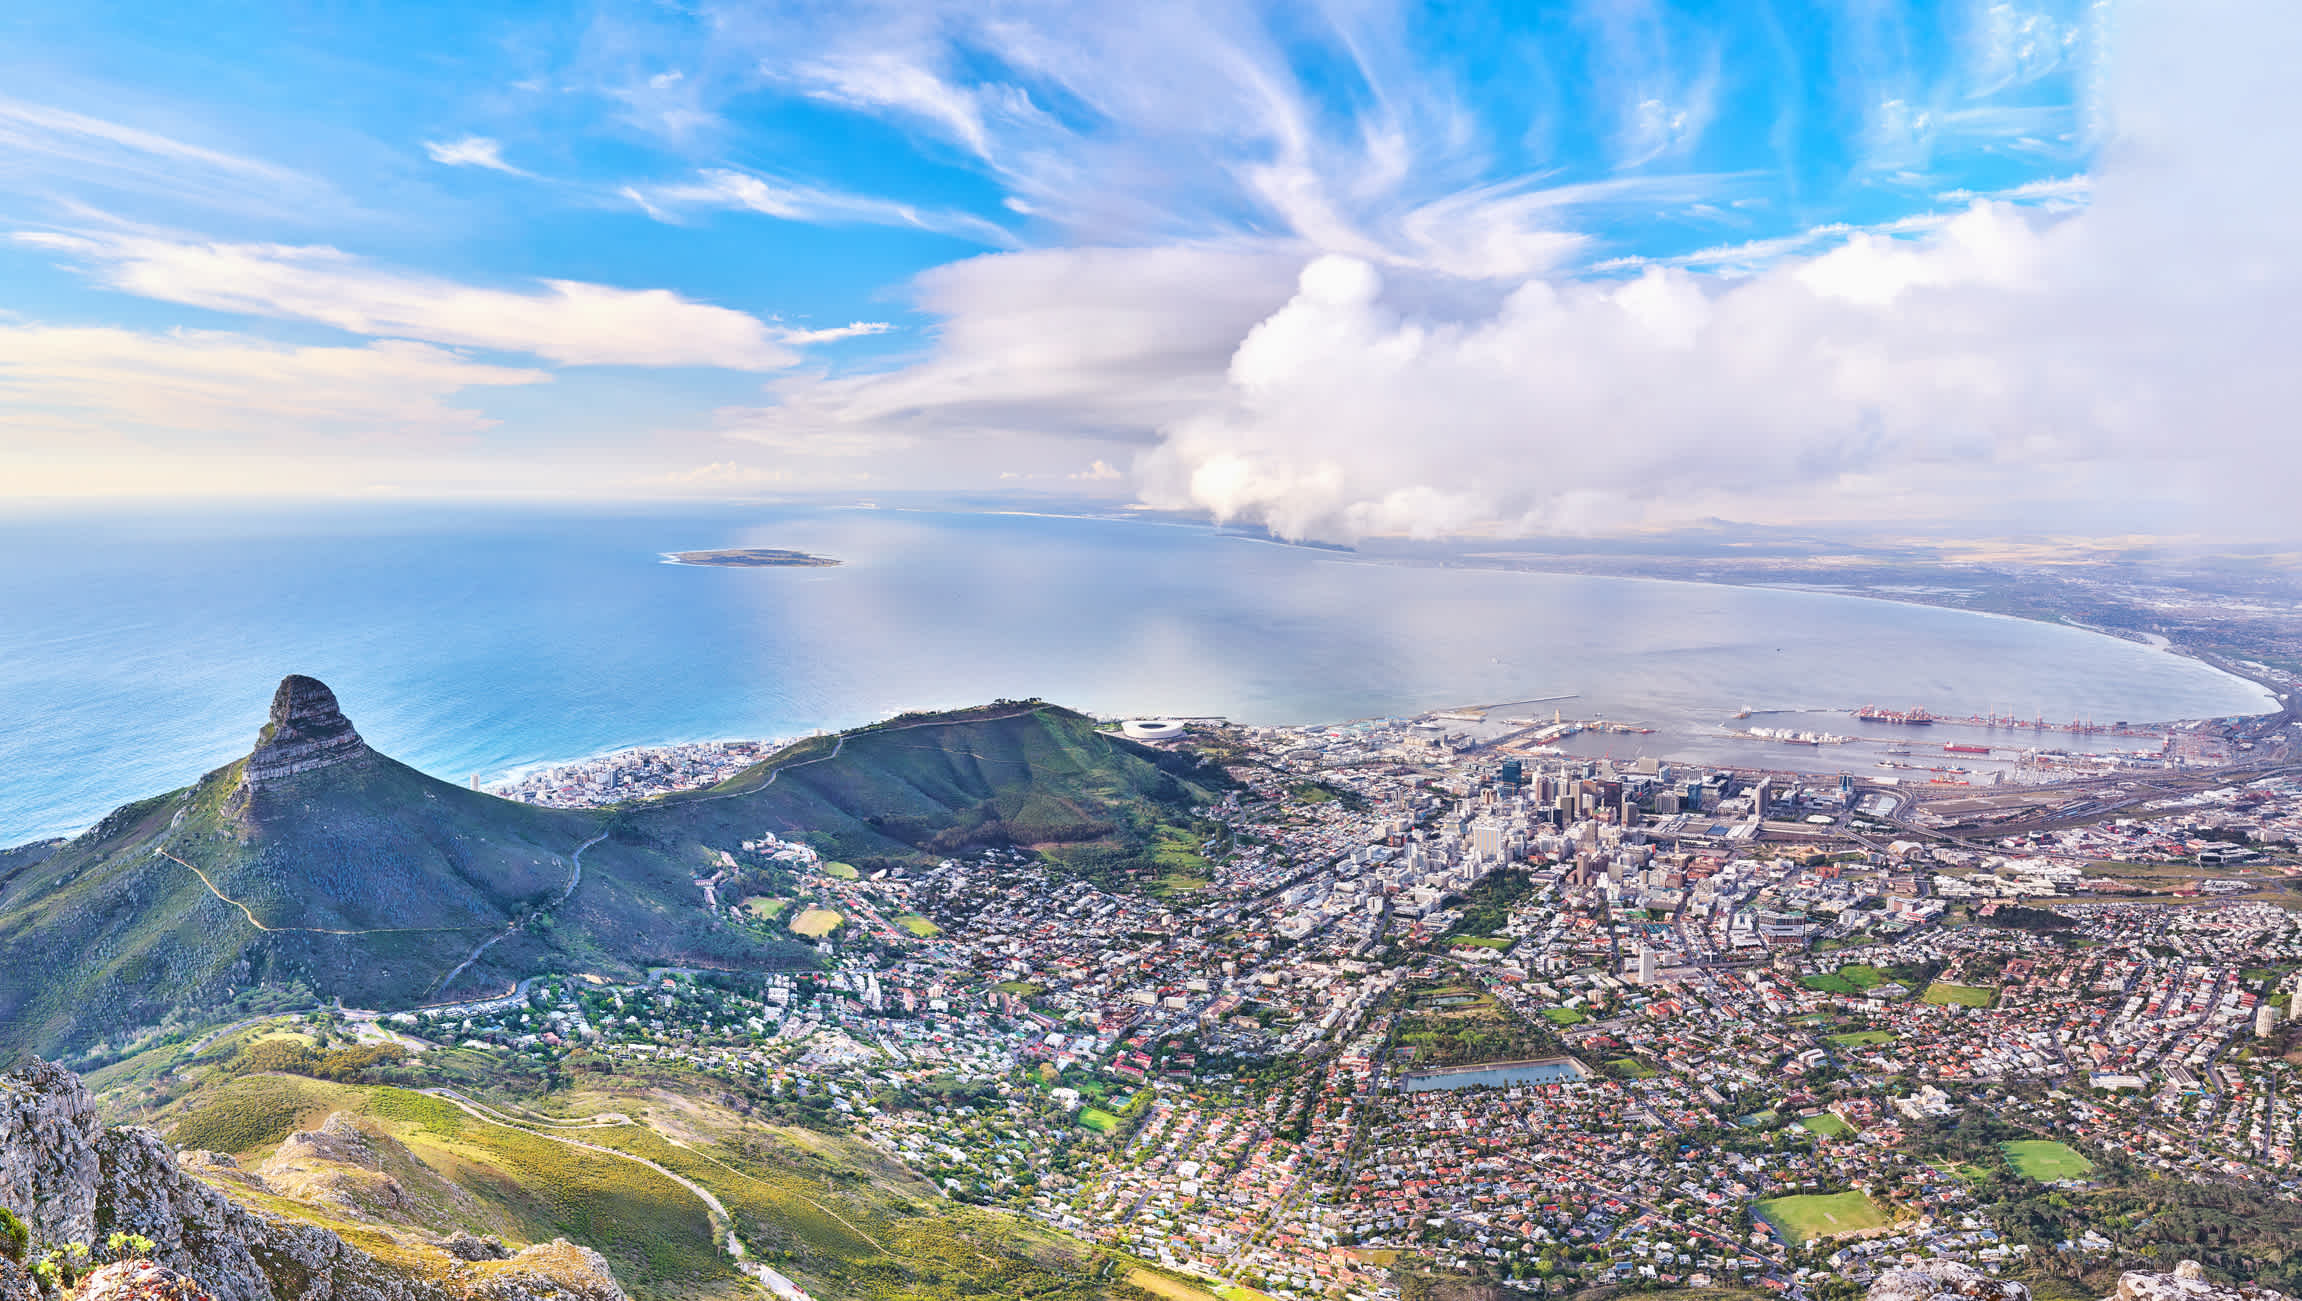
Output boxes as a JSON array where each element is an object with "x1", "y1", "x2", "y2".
[
  {"x1": 427, "y1": 829, "x2": 608, "y2": 996},
  {"x1": 155, "y1": 847, "x2": 494, "y2": 937},
  {"x1": 421, "y1": 1086, "x2": 906, "y2": 1290}
]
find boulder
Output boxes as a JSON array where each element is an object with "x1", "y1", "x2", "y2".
[
  {"x1": 2111, "y1": 1261, "x2": 2291, "y2": 1301},
  {"x1": 1870, "y1": 1262, "x2": 2032, "y2": 1301}
]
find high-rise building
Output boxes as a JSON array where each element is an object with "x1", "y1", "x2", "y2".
[
  {"x1": 1638, "y1": 946, "x2": 1659, "y2": 985},
  {"x1": 2258, "y1": 1002, "x2": 2279, "y2": 1038},
  {"x1": 1471, "y1": 819, "x2": 1507, "y2": 861},
  {"x1": 2290, "y1": 984, "x2": 2302, "y2": 1021},
  {"x1": 1750, "y1": 778, "x2": 1773, "y2": 819}
]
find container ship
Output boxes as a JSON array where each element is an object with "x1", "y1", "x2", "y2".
[
  {"x1": 1943, "y1": 743, "x2": 1992, "y2": 755},
  {"x1": 1856, "y1": 705, "x2": 1935, "y2": 725}
]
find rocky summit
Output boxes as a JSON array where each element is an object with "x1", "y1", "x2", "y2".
[
  {"x1": 242, "y1": 676, "x2": 368, "y2": 784},
  {"x1": 0, "y1": 1059, "x2": 625, "y2": 1301}
]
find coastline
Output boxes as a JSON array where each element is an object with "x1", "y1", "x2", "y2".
[
  {"x1": 3, "y1": 506, "x2": 2281, "y2": 845},
  {"x1": 1419, "y1": 557, "x2": 2286, "y2": 724}
]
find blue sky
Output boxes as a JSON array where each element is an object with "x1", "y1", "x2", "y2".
[{"x1": 2, "y1": 0, "x2": 2288, "y2": 536}]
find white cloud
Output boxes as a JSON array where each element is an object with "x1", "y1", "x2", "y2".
[
  {"x1": 0, "y1": 94, "x2": 333, "y2": 219},
  {"x1": 0, "y1": 323, "x2": 544, "y2": 441},
  {"x1": 22, "y1": 232, "x2": 804, "y2": 369},
  {"x1": 737, "y1": 243, "x2": 1302, "y2": 444},
  {"x1": 645, "y1": 460, "x2": 792, "y2": 486},
  {"x1": 422, "y1": 135, "x2": 524, "y2": 174},
  {"x1": 714, "y1": 0, "x2": 1684, "y2": 271},
  {"x1": 775, "y1": 321, "x2": 892, "y2": 345},
  {"x1": 718, "y1": 0, "x2": 2302, "y2": 538},
  {"x1": 787, "y1": 51, "x2": 997, "y2": 159},
  {"x1": 626, "y1": 168, "x2": 1018, "y2": 246}
]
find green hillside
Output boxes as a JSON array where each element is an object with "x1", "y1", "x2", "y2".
[
  {"x1": 149, "y1": 1062, "x2": 1133, "y2": 1301},
  {"x1": 0, "y1": 685, "x2": 1223, "y2": 1062},
  {"x1": 636, "y1": 701, "x2": 1232, "y2": 887}
]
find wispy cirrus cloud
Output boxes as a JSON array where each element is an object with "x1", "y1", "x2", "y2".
[
  {"x1": 0, "y1": 94, "x2": 337, "y2": 220},
  {"x1": 19, "y1": 231, "x2": 830, "y2": 369},
  {"x1": 623, "y1": 168, "x2": 1019, "y2": 247}
]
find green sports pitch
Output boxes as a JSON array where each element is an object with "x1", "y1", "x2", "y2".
[
  {"x1": 2001, "y1": 1140, "x2": 2094, "y2": 1180},
  {"x1": 1755, "y1": 1190, "x2": 1888, "y2": 1242}
]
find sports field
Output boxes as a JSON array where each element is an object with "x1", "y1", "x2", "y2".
[
  {"x1": 1802, "y1": 964, "x2": 1891, "y2": 994},
  {"x1": 1079, "y1": 1107, "x2": 1121, "y2": 1132},
  {"x1": 1755, "y1": 1190, "x2": 1888, "y2": 1242},
  {"x1": 2001, "y1": 1139, "x2": 2094, "y2": 1180},
  {"x1": 789, "y1": 907, "x2": 844, "y2": 938},
  {"x1": 894, "y1": 914, "x2": 941, "y2": 937},
  {"x1": 1920, "y1": 982, "x2": 1996, "y2": 1007},
  {"x1": 822, "y1": 861, "x2": 860, "y2": 879},
  {"x1": 1800, "y1": 1112, "x2": 1855, "y2": 1138},
  {"x1": 1829, "y1": 1030, "x2": 1898, "y2": 1047}
]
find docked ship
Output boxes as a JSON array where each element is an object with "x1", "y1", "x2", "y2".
[{"x1": 1856, "y1": 705, "x2": 1935, "y2": 725}]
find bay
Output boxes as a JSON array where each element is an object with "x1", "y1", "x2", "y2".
[{"x1": 0, "y1": 503, "x2": 2271, "y2": 843}]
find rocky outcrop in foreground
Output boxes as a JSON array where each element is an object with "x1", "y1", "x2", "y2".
[
  {"x1": 1870, "y1": 1261, "x2": 2034, "y2": 1301},
  {"x1": 0, "y1": 1061, "x2": 623, "y2": 1301},
  {"x1": 2111, "y1": 1261, "x2": 2292, "y2": 1301},
  {"x1": 1867, "y1": 1260, "x2": 2290, "y2": 1301}
]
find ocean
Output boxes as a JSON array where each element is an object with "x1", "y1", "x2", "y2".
[{"x1": 0, "y1": 502, "x2": 2273, "y2": 843}]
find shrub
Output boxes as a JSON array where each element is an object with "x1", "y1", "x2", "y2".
[{"x1": 0, "y1": 1206, "x2": 25, "y2": 1262}]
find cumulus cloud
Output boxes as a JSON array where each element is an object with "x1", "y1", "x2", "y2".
[
  {"x1": 797, "y1": 0, "x2": 2288, "y2": 541},
  {"x1": 20, "y1": 232, "x2": 805, "y2": 369}
]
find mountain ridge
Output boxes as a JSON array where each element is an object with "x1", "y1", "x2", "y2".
[{"x1": 0, "y1": 679, "x2": 1226, "y2": 1063}]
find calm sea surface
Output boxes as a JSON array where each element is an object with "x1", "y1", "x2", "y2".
[{"x1": 0, "y1": 504, "x2": 2273, "y2": 843}]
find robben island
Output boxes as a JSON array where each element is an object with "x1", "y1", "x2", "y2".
[{"x1": 3, "y1": 665, "x2": 2298, "y2": 1301}]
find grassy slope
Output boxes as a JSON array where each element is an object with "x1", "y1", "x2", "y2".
[
  {"x1": 160, "y1": 1069, "x2": 1134, "y2": 1301},
  {"x1": 166, "y1": 1074, "x2": 727, "y2": 1299}
]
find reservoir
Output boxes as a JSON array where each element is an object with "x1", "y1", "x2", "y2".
[{"x1": 1402, "y1": 1057, "x2": 1592, "y2": 1091}]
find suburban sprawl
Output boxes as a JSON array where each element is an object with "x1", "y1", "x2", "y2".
[{"x1": 365, "y1": 706, "x2": 2302, "y2": 1301}]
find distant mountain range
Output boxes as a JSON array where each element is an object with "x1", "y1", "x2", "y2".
[{"x1": 0, "y1": 676, "x2": 1228, "y2": 1062}]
